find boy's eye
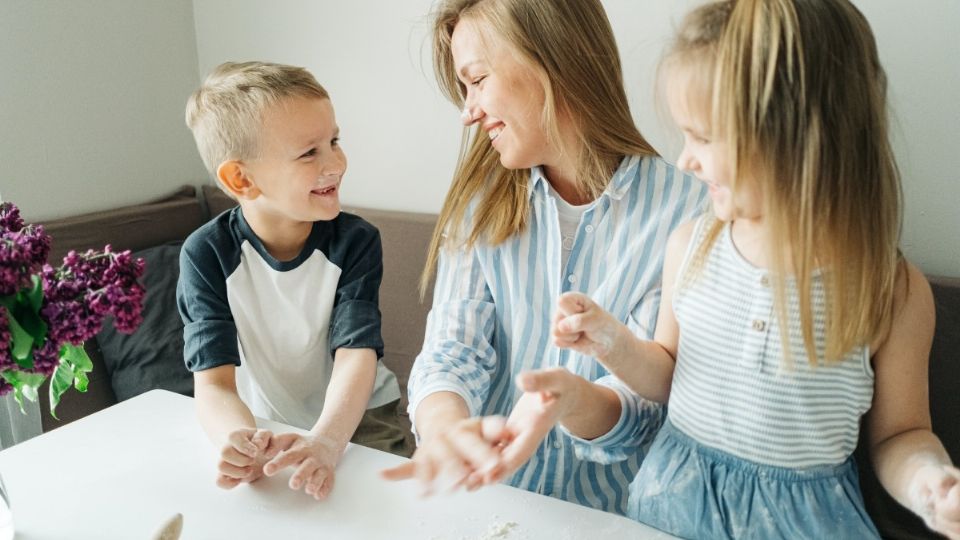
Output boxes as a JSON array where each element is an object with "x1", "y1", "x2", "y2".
[
  {"x1": 331, "y1": 137, "x2": 340, "y2": 147},
  {"x1": 300, "y1": 148, "x2": 317, "y2": 159}
]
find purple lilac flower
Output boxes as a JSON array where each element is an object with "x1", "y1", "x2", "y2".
[
  {"x1": 41, "y1": 246, "x2": 145, "y2": 348},
  {"x1": 0, "y1": 202, "x2": 24, "y2": 233},
  {"x1": 0, "y1": 223, "x2": 51, "y2": 296},
  {"x1": 0, "y1": 306, "x2": 13, "y2": 371}
]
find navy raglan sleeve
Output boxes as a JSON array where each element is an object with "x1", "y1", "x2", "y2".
[
  {"x1": 176, "y1": 227, "x2": 241, "y2": 371},
  {"x1": 329, "y1": 218, "x2": 384, "y2": 359}
]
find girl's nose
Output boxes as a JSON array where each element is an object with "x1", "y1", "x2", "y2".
[{"x1": 677, "y1": 148, "x2": 697, "y2": 173}]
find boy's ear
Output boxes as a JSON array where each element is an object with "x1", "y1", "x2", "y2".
[{"x1": 216, "y1": 160, "x2": 261, "y2": 200}]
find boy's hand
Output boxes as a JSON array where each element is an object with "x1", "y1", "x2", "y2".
[
  {"x1": 910, "y1": 464, "x2": 960, "y2": 539},
  {"x1": 380, "y1": 416, "x2": 508, "y2": 495},
  {"x1": 216, "y1": 428, "x2": 275, "y2": 489},
  {"x1": 553, "y1": 292, "x2": 622, "y2": 362},
  {"x1": 263, "y1": 433, "x2": 346, "y2": 501}
]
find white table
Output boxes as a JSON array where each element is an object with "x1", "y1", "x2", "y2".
[{"x1": 0, "y1": 390, "x2": 676, "y2": 539}]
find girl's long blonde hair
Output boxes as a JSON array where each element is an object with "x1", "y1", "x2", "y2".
[
  {"x1": 420, "y1": 0, "x2": 658, "y2": 295},
  {"x1": 670, "y1": 0, "x2": 903, "y2": 365}
]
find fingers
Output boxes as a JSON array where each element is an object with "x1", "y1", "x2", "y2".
[
  {"x1": 262, "y1": 434, "x2": 304, "y2": 476},
  {"x1": 251, "y1": 429, "x2": 273, "y2": 453},
  {"x1": 227, "y1": 428, "x2": 260, "y2": 458},
  {"x1": 517, "y1": 368, "x2": 569, "y2": 395},
  {"x1": 216, "y1": 473, "x2": 243, "y2": 490},
  {"x1": 381, "y1": 461, "x2": 415, "y2": 481},
  {"x1": 556, "y1": 292, "x2": 592, "y2": 317}
]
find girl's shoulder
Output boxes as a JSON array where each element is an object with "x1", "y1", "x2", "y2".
[{"x1": 870, "y1": 260, "x2": 934, "y2": 356}]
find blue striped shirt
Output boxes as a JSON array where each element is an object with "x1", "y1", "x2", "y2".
[{"x1": 408, "y1": 155, "x2": 707, "y2": 515}]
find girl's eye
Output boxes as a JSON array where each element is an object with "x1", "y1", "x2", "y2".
[
  {"x1": 300, "y1": 148, "x2": 317, "y2": 159},
  {"x1": 470, "y1": 75, "x2": 486, "y2": 86}
]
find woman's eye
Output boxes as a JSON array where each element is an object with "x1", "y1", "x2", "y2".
[{"x1": 471, "y1": 75, "x2": 486, "y2": 86}]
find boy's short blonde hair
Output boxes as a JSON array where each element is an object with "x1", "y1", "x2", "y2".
[{"x1": 185, "y1": 61, "x2": 329, "y2": 179}]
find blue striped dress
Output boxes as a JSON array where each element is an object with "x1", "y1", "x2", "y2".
[
  {"x1": 626, "y1": 216, "x2": 881, "y2": 538},
  {"x1": 407, "y1": 155, "x2": 707, "y2": 514}
]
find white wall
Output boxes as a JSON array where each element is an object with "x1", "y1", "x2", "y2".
[
  {"x1": 192, "y1": 0, "x2": 959, "y2": 276},
  {"x1": 2, "y1": 1, "x2": 956, "y2": 276},
  {"x1": 0, "y1": 0, "x2": 207, "y2": 221}
]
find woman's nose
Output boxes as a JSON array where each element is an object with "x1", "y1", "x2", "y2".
[{"x1": 460, "y1": 91, "x2": 483, "y2": 126}]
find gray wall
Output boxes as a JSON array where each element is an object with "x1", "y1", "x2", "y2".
[
  {"x1": 2, "y1": 1, "x2": 957, "y2": 276},
  {"x1": 0, "y1": 0, "x2": 207, "y2": 220}
]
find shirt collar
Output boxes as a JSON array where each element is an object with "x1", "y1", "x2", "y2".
[{"x1": 527, "y1": 155, "x2": 642, "y2": 203}]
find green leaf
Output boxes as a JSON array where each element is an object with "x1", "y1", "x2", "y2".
[
  {"x1": 25, "y1": 274, "x2": 43, "y2": 312},
  {"x1": 48, "y1": 361, "x2": 75, "y2": 419},
  {"x1": 0, "y1": 370, "x2": 46, "y2": 413},
  {"x1": 5, "y1": 312, "x2": 35, "y2": 366},
  {"x1": 61, "y1": 344, "x2": 92, "y2": 393},
  {"x1": 61, "y1": 344, "x2": 93, "y2": 372},
  {"x1": 13, "y1": 303, "x2": 47, "y2": 345}
]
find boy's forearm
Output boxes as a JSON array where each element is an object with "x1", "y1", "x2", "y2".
[
  {"x1": 599, "y1": 324, "x2": 675, "y2": 403},
  {"x1": 195, "y1": 378, "x2": 256, "y2": 446},
  {"x1": 310, "y1": 348, "x2": 378, "y2": 448}
]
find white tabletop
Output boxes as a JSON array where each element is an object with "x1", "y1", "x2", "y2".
[{"x1": 0, "y1": 390, "x2": 676, "y2": 539}]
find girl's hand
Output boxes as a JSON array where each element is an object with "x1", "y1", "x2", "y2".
[
  {"x1": 553, "y1": 292, "x2": 622, "y2": 361},
  {"x1": 380, "y1": 416, "x2": 508, "y2": 495},
  {"x1": 263, "y1": 432, "x2": 346, "y2": 500},
  {"x1": 909, "y1": 464, "x2": 960, "y2": 539}
]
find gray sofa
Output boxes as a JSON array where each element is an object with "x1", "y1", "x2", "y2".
[{"x1": 36, "y1": 185, "x2": 957, "y2": 539}]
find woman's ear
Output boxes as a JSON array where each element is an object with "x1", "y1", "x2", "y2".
[{"x1": 216, "y1": 160, "x2": 260, "y2": 200}]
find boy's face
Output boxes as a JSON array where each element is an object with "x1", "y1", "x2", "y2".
[{"x1": 242, "y1": 96, "x2": 345, "y2": 224}]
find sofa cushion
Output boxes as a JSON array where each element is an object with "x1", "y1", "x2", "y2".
[
  {"x1": 41, "y1": 185, "x2": 205, "y2": 264},
  {"x1": 96, "y1": 242, "x2": 193, "y2": 401}
]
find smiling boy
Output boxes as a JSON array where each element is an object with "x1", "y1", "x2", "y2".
[{"x1": 179, "y1": 61, "x2": 407, "y2": 501}]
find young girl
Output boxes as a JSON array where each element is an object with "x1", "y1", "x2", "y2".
[{"x1": 512, "y1": 0, "x2": 960, "y2": 537}]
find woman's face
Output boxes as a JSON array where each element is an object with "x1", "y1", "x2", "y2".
[{"x1": 451, "y1": 20, "x2": 559, "y2": 171}]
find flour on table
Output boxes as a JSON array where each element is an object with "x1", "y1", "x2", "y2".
[{"x1": 475, "y1": 520, "x2": 519, "y2": 539}]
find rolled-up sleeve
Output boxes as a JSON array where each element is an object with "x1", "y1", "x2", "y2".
[
  {"x1": 407, "y1": 241, "x2": 498, "y2": 438},
  {"x1": 562, "y1": 375, "x2": 665, "y2": 464}
]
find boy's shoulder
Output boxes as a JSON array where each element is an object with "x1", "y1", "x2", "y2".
[{"x1": 180, "y1": 207, "x2": 244, "y2": 282}]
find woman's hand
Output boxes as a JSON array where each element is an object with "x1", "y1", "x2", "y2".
[
  {"x1": 495, "y1": 368, "x2": 585, "y2": 478},
  {"x1": 380, "y1": 416, "x2": 508, "y2": 495}
]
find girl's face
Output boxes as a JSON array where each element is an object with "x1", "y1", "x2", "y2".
[
  {"x1": 667, "y1": 72, "x2": 762, "y2": 222},
  {"x1": 451, "y1": 20, "x2": 559, "y2": 171}
]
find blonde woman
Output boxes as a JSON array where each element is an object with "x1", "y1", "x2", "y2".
[
  {"x1": 514, "y1": 0, "x2": 960, "y2": 537},
  {"x1": 381, "y1": 0, "x2": 705, "y2": 514}
]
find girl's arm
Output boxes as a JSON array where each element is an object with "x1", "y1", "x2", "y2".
[
  {"x1": 552, "y1": 220, "x2": 692, "y2": 403},
  {"x1": 869, "y1": 262, "x2": 960, "y2": 538}
]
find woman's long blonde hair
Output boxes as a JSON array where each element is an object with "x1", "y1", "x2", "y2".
[
  {"x1": 420, "y1": 0, "x2": 658, "y2": 295},
  {"x1": 670, "y1": 0, "x2": 903, "y2": 365}
]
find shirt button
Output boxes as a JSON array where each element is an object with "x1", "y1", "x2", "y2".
[
  {"x1": 567, "y1": 274, "x2": 578, "y2": 284},
  {"x1": 553, "y1": 440, "x2": 562, "y2": 449},
  {"x1": 585, "y1": 224, "x2": 594, "y2": 233},
  {"x1": 752, "y1": 319, "x2": 766, "y2": 331},
  {"x1": 562, "y1": 236, "x2": 574, "y2": 250},
  {"x1": 760, "y1": 275, "x2": 770, "y2": 287}
]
